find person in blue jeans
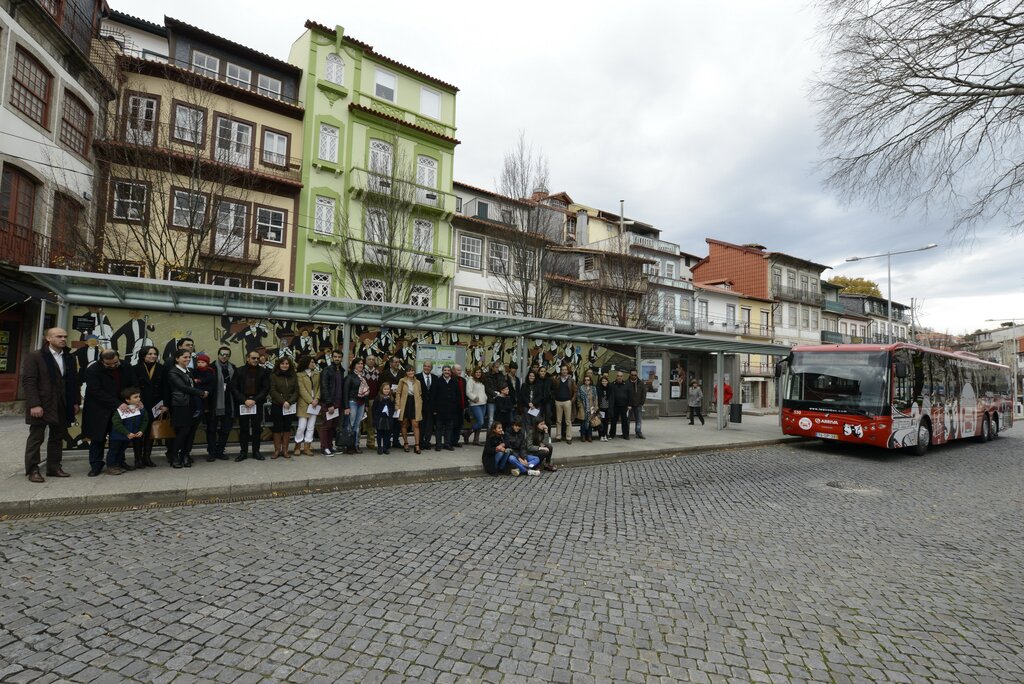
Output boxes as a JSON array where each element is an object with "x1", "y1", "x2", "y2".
[
  {"x1": 504, "y1": 420, "x2": 540, "y2": 476},
  {"x1": 105, "y1": 387, "x2": 149, "y2": 475}
]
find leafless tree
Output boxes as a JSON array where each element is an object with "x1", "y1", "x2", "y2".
[
  {"x1": 814, "y1": 0, "x2": 1024, "y2": 240},
  {"x1": 92, "y1": 41, "x2": 278, "y2": 281},
  {"x1": 326, "y1": 138, "x2": 428, "y2": 304},
  {"x1": 494, "y1": 131, "x2": 574, "y2": 315}
]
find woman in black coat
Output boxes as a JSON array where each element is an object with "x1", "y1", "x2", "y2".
[
  {"x1": 166, "y1": 348, "x2": 208, "y2": 469},
  {"x1": 132, "y1": 345, "x2": 163, "y2": 468}
]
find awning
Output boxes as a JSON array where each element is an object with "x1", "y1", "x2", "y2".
[{"x1": 20, "y1": 266, "x2": 793, "y2": 356}]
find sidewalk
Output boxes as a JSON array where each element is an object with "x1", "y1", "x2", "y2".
[{"x1": 0, "y1": 413, "x2": 795, "y2": 516}]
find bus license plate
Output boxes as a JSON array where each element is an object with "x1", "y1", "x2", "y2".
[{"x1": 815, "y1": 432, "x2": 837, "y2": 440}]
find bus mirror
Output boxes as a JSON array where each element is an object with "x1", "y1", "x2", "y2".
[{"x1": 895, "y1": 361, "x2": 909, "y2": 379}]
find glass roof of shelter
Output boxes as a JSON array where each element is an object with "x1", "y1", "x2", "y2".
[{"x1": 21, "y1": 267, "x2": 792, "y2": 356}]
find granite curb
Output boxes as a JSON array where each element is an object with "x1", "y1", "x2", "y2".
[{"x1": 0, "y1": 436, "x2": 803, "y2": 518}]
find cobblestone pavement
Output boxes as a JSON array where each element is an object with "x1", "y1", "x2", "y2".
[{"x1": 1, "y1": 435, "x2": 1021, "y2": 683}]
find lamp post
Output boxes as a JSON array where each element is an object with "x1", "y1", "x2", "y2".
[{"x1": 845, "y1": 243, "x2": 938, "y2": 343}]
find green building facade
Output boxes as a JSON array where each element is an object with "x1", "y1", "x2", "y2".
[{"x1": 288, "y1": 21, "x2": 459, "y2": 305}]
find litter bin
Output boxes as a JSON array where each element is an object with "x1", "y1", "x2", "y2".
[{"x1": 729, "y1": 403, "x2": 742, "y2": 423}]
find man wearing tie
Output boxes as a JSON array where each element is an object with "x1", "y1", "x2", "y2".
[
  {"x1": 22, "y1": 328, "x2": 80, "y2": 482},
  {"x1": 416, "y1": 361, "x2": 436, "y2": 451}
]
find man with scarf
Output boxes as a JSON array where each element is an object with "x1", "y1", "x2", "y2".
[
  {"x1": 22, "y1": 328, "x2": 80, "y2": 482},
  {"x1": 230, "y1": 349, "x2": 270, "y2": 461},
  {"x1": 204, "y1": 346, "x2": 236, "y2": 461}
]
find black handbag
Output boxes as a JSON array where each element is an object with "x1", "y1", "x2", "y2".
[{"x1": 335, "y1": 428, "x2": 357, "y2": 449}]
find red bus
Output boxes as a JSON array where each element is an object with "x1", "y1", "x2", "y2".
[{"x1": 780, "y1": 343, "x2": 1013, "y2": 454}]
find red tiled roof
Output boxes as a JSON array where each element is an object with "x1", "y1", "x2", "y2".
[
  {"x1": 304, "y1": 20, "x2": 458, "y2": 92},
  {"x1": 165, "y1": 16, "x2": 301, "y2": 76},
  {"x1": 349, "y1": 103, "x2": 460, "y2": 145}
]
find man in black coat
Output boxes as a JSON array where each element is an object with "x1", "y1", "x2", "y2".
[
  {"x1": 416, "y1": 361, "x2": 437, "y2": 449},
  {"x1": 82, "y1": 350, "x2": 136, "y2": 476},
  {"x1": 230, "y1": 350, "x2": 271, "y2": 461},
  {"x1": 608, "y1": 370, "x2": 632, "y2": 439},
  {"x1": 22, "y1": 327, "x2": 80, "y2": 482},
  {"x1": 432, "y1": 365, "x2": 462, "y2": 451}
]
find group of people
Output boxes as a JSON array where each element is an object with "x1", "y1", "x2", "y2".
[{"x1": 22, "y1": 327, "x2": 699, "y2": 483}]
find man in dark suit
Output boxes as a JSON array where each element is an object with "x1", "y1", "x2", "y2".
[
  {"x1": 416, "y1": 361, "x2": 437, "y2": 450},
  {"x1": 432, "y1": 365, "x2": 462, "y2": 451},
  {"x1": 450, "y1": 363, "x2": 468, "y2": 447},
  {"x1": 22, "y1": 328, "x2": 80, "y2": 482},
  {"x1": 82, "y1": 350, "x2": 136, "y2": 476}
]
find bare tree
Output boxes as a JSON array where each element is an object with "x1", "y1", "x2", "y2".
[
  {"x1": 581, "y1": 246, "x2": 653, "y2": 329},
  {"x1": 92, "y1": 41, "x2": 279, "y2": 281},
  {"x1": 494, "y1": 131, "x2": 573, "y2": 315},
  {"x1": 326, "y1": 137, "x2": 427, "y2": 304},
  {"x1": 814, "y1": 0, "x2": 1024, "y2": 240}
]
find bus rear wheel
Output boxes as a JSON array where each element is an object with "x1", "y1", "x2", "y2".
[
  {"x1": 974, "y1": 415, "x2": 991, "y2": 443},
  {"x1": 909, "y1": 419, "x2": 930, "y2": 456}
]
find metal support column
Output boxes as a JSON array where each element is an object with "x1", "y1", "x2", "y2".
[
  {"x1": 342, "y1": 323, "x2": 352, "y2": 370},
  {"x1": 515, "y1": 336, "x2": 526, "y2": 381},
  {"x1": 716, "y1": 351, "x2": 727, "y2": 430},
  {"x1": 635, "y1": 345, "x2": 642, "y2": 372},
  {"x1": 36, "y1": 299, "x2": 47, "y2": 346},
  {"x1": 57, "y1": 296, "x2": 69, "y2": 330}
]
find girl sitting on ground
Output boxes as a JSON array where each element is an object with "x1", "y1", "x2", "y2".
[
  {"x1": 528, "y1": 420, "x2": 557, "y2": 472},
  {"x1": 482, "y1": 422, "x2": 509, "y2": 475},
  {"x1": 505, "y1": 420, "x2": 540, "y2": 477}
]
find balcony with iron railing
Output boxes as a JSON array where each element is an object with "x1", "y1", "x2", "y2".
[
  {"x1": 624, "y1": 231, "x2": 680, "y2": 255},
  {"x1": 646, "y1": 315, "x2": 696, "y2": 335},
  {"x1": 741, "y1": 360, "x2": 776, "y2": 376},
  {"x1": 771, "y1": 283, "x2": 824, "y2": 306},
  {"x1": 694, "y1": 315, "x2": 772, "y2": 338},
  {"x1": 0, "y1": 221, "x2": 93, "y2": 270},
  {"x1": 361, "y1": 243, "x2": 453, "y2": 278},
  {"x1": 96, "y1": 121, "x2": 303, "y2": 189},
  {"x1": 348, "y1": 167, "x2": 457, "y2": 216}
]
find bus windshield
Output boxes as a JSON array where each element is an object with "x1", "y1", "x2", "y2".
[{"x1": 785, "y1": 351, "x2": 890, "y2": 416}]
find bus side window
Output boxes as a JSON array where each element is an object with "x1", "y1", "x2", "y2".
[{"x1": 894, "y1": 350, "x2": 912, "y2": 412}]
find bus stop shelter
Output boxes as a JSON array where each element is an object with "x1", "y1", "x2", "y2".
[{"x1": 21, "y1": 266, "x2": 792, "y2": 428}]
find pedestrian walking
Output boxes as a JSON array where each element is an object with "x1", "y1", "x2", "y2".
[
  {"x1": 22, "y1": 327, "x2": 79, "y2": 482},
  {"x1": 688, "y1": 380, "x2": 705, "y2": 426}
]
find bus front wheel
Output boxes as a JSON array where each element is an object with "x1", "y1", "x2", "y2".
[{"x1": 910, "y1": 419, "x2": 930, "y2": 456}]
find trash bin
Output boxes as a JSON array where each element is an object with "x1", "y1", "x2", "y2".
[{"x1": 729, "y1": 403, "x2": 743, "y2": 423}]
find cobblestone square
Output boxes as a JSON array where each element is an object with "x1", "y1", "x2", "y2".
[{"x1": 1, "y1": 437, "x2": 1021, "y2": 683}]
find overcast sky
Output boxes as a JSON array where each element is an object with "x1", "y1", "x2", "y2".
[{"x1": 113, "y1": 0, "x2": 1023, "y2": 335}]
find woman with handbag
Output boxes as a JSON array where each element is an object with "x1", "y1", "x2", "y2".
[
  {"x1": 133, "y1": 345, "x2": 164, "y2": 467},
  {"x1": 166, "y1": 349, "x2": 208, "y2": 468},
  {"x1": 577, "y1": 374, "x2": 599, "y2": 443},
  {"x1": 394, "y1": 366, "x2": 423, "y2": 454},
  {"x1": 269, "y1": 356, "x2": 299, "y2": 459}
]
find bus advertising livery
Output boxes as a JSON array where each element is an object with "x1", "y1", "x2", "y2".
[{"x1": 780, "y1": 343, "x2": 1013, "y2": 454}]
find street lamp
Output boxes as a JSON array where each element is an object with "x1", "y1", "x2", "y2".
[{"x1": 845, "y1": 243, "x2": 938, "y2": 343}]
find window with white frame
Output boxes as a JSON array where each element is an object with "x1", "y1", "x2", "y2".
[
  {"x1": 362, "y1": 278, "x2": 385, "y2": 302},
  {"x1": 726, "y1": 304, "x2": 737, "y2": 325},
  {"x1": 257, "y1": 74, "x2": 282, "y2": 99},
  {"x1": 112, "y1": 181, "x2": 147, "y2": 221},
  {"x1": 126, "y1": 95, "x2": 157, "y2": 146},
  {"x1": 171, "y1": 190, "x2": 206, "y2": 228},
  {"x1": 374, "y1": 68, "x2": 396, "y2": 101},
  {"x1": 788, "y1": 305, "x2": 797, "y2": 327},
  {"x1": 256, "y1": 207, "x2": 285, "y2": 244},
  {"x1": 214, "y1": 201, "x2": 247, "y2": 258},
  {"x1": 410, "y1": 285, "x2": 431, "y2": 307},
  {"x1": 107, "y1": 262, "x2": 141, "y2": 277},
  {"x1": 167, "y1": 269, "x2": 202, "y2": 283},
  {"x1": 413, "y1": 219, "x2": 433, "y2": 253},
  {"x1": 801, "y1": 307, "x2": 810, "y2": 329},
  {"x1": 365, "y1": 208, "x2": 388, "y2": 243},
  {"x1": 251, "y1": 279, "x2": 282, "y2": 292},
  {"x1": 665, "y1": 262, "x2": 676, "y2": 279},
  {"x1": 210, "y1": 274, "x2": 243, "y2": 288},
  {"x1": 416, "y1": 155, "x2": 438, "y2": 204},
  {"x1": 191, "y1": 51, "x2": 219, "y2": 78},
  {"x1": 486, "y1": 298, "x2": 508, "y2": 316},
  {"x1": 811, "y1": 309, "x2": 819, "y2": 330},
  {"x1": 489, "y1": 242, "x2": 509, "y2": 274},
  {"x1": 459, "y1": 234, "x2": 482, "y2": 269},
  {"x1": 511, "y1": 302, "x2": 536, "y2": 317},
  {"x1": 698, "y1": 300, "x2": 709, "y2": 321},
  {"x1": 172, "y1": 104, "x2": 204, "y2": 144},
  {"x1": 787, "y1": 270, "x2": 797, "y2": 289},
  {"x1": 225, "y1": 63, "x2": 251, "y2": 88},
  {"x1": 311, "y1": 271, "x2": 331, "y2": 298},
  {"x1": 773, "y1": 304, "x2": 782, "y2": 327},
  {"x1": 314, "y1": 196, "x2": 335, "y2": 235},
  {"x1": 457, "y1": 294, "x2": 481, "y2": 312},
  {"x1": 214, "y1": 116, "x2": 253, "y2": 167},
  {"x1": 318, "y1": 123, "x2": 338, "y2": 163},
  {"x1": 323, "y1": 54, "x2": 344, "y2": 86},
  {"x1": 840, "y1": 321, "x2": 848, "y2": 334},
  {"x1": 420, "y1": 86, "x2": 440, "y2": 118},
  {"x1": 800, "y1": 274, "x2": 809, "y2": 292},
  {"x1": 369, "y1": 139, "x2": 393, "y2": 191},
  {"x1": 262, "y1": 129, "x2": 288, "y2": 166}
]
